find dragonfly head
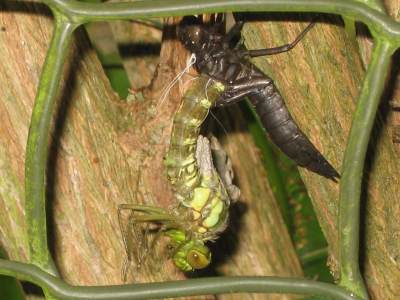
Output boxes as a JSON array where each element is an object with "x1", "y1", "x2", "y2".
[
  {"x1": 177, "y1": 16, "x2": 206, "y2": 52},
  {"x1": 174, "y1": 239, "x2": 211, "y2": 271},
  {"x1": 167, "y1": 230, "x2": 211, "y2": 271}
]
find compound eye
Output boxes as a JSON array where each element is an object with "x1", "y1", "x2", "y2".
[
  {"x1": 187, "y1": 249, "x2": 211, "y2": 269},
  {"x1": 189, "y1": 27, "x2": 203, "y2": 42}
]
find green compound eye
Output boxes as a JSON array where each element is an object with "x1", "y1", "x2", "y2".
[
  {"x1": 187, "y1": 248, "x2": 211, "y2": 269},
  {"x1": 170, "y1": 235, "x2": 212, "y2": 271}
]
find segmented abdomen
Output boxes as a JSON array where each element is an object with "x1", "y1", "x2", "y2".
[
  {"x1": 249, "y1": 83, "x2": 340, "y2": 180},
  {"x1": 164, "y1": 76, "x2": 230, "y2": 238}
]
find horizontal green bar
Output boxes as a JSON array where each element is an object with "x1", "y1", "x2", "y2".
[
  {"x1": 43, "y1": 0, "x2": 400, "y2": 44},
  {"x1": 0, "y1": 259, "x2": 361, "y2": 300}
]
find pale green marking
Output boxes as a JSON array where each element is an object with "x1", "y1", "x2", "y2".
[
  {"x1": 184, "y1": 155, "x2": 196, "y2": 165},
  {"x1": 184, "y1": 175, "x2": 199, "y2": 189},
  {"x1": 202, "y1": 199, "x2": 224, "y2": 228},
  {"x1": 199, "y1": 98, "x2": 212, "y2": 108},
  {"x1": 190, "y1": 118, "x2": 203, "y2": 127},
  {"x1": 202, "y1": 213, "x2": 219, "y2": 228},
  {"x1": 178, "y1": 154, "x2": 196, "y2": 167},
  {"x1": 213, "y1": 200, "x2": 224, "y2": 215},
  {"x1": 187, "y1": 164, "x2": 195, "y2": 174},
  {"x1": 192, "y1": 210, "x2": 201, "y2": 220},
  {"x1": 182, "y1": 116, "x2": 203, "y2": 127},
  {"x1": 191, "y1": 187, "x2": 211, "y2": 211},
  {"x1": 184, "y1": 168, "x2": 197, "y2": 181},
  {"x1": 183, "y1": 137, "x2": 197, "y2": 145},
  {"x1": 210, "y1": 197, "x2": 220, "y2": 208},
  {"x1": 213, "y1": 81, "x2": 225, "y2": 92}
]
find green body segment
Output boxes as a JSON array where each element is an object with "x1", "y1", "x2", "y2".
[
  {"x1": 119, "y1": 76, "x2": 232, "y2": 274},
  {"x1": 165, "y1": 76, "x2": 230, "y2": 239}
]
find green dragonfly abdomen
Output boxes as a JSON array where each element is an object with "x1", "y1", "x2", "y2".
[
  {"x1": 165, "y1": 76, "x2": 230, "y2": 238},
  {"x1": 165, "y1": 83, "x2": 216, "y2": 196},
  {"x1": 119, "y1": 76, "x2": 233, "y2": 278}
]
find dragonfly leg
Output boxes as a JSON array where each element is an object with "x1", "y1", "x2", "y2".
[
  {"x1": 226, "y1": 77, "x2": 272, "y2": 91},
  {"x1": 216, "y1": 77, "x2": 272, "y2": 106},
  {"x1": 117, "y1": 204, "x2": 180, "y2": 281},
  {"x1": 224, "y1": 21, "x2": 244, "y2": 43},
  {"x1": 120, "y1": 216, "x2": 138, "y2": 282},
  {"x1": 236, "y1": 21, "x2": 315, "y2": 57},
  {"x1": 215, "y1": 87, "x2": 261, "y2": 106}
]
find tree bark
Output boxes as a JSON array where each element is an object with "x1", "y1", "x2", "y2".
[
  {"x1": 242, "y1": 10, "x2": 400, "y2": 299},
  {"x1": 0, "y1": 3, "x2": 302, "y2": 300},
  {"x1": 384, "y1": 1, "x2": 400, "y2": 160}
]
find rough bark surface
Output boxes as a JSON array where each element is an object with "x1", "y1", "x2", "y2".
[
  {"x1": 386, "y1": 1, "x2": 400, "y2": 157},
  {"x1": 0, "y1": 4, "x2": 302, "y2": 300},
  {"x1": 242, "y1": 11, "x2": 400, "y2": 299}
]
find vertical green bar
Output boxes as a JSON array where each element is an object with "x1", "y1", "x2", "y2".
[
  {"x1": 339, "y1": 38, "x2": 395, "y2": 299},
  {"x1": 25, "y1": 16, "x2": 77, "y2": 276}
]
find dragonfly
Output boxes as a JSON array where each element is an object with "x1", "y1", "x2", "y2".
[{"x1": 118, "y1": 76, "x2": 236, "y2": 279}]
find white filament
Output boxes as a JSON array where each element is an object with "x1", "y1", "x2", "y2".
[
  {"x1": 205, "y1": 77, "x2": 217, "y2": 102},
  {"x1": 157, "y1": 53, "x2": 197, "y2": 108}
]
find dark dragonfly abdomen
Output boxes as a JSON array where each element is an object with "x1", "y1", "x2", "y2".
[
  {"x1": 249, "y1": 78, "x2": 339, "y2": 180},
  {"x1": 177, "y1": 16, "x2": 340, "y2": 181}
]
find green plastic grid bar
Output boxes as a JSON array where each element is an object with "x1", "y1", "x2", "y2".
[
  {"x1": 1, "y1": 0, "x2": 398, "y2": 299},
  {"x1": 0, "y1": 259, "x2": 363, "y2": 300}
]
